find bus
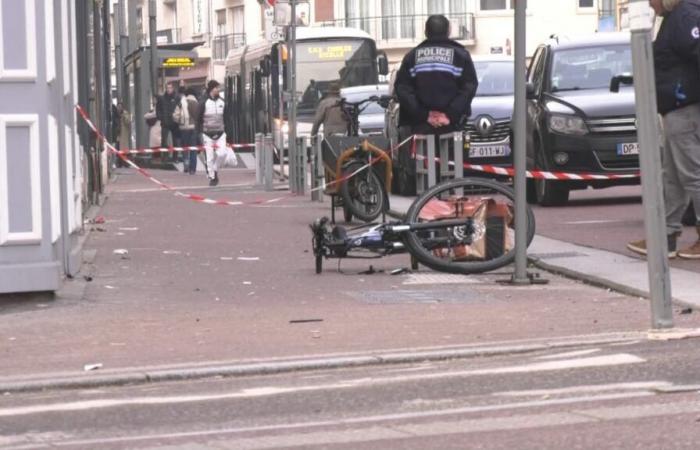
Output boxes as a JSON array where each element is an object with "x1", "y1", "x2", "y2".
[{"x1": 224, "y1": 27, "x2": 389, "y2": 147}]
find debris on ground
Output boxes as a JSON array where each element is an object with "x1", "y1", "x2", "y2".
[
  {"x1": 83, "y1": 363, "x2": 103, "y2": 372},
  {"x1": 90, "y1": 216, "x2": 106, "y2": 224},
  {"x1": 237, "y1": 257, "x2": 260, "y2": 262},
  {"x1": 680, "y1": 307, "x2": 694, "y2": 315},
  {"x1": 289, "y1": 319, "x2": 324, "y2": 324},
  {"x1": 163, "y1": 250, "x2": 182, "y2": 255},
  {"x1": 119, "y1": 227, "x2": 139, "y2": 231},
  {"x1": 220, "y1": 257, "x2": 234, "y2": 261},
  {"x1": 83, "y1": 276, "x2": 93, "y2": 282},
  {"x1": 390, "y1": 268, "x2": 410, "y2": 275},
  {"x1": 113, "y1": 249, "x2": 129, "y2": 256}
]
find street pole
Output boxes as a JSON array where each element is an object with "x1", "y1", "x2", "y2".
[
  {"x1": 148, "y1": 0, "x2": 158, "y2": 95},
  {"x1": 512, "y1": 0, "x2": 529, "y2": 284},
  {"x1": 288, "y1": 0, "x2": 298, "y2": 190},
  {"x1": 114, "y1": 1, "x2": 123, "y2": 99},
  {"x1": 628, "y1": 0, "x2": 674, "y2": 329}
]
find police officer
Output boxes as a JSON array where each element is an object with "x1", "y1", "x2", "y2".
[
  {"x1": 628, "y1": 0, "x2": 700, "y2": 259},
  {"x1": 392, "y1": 15, "x2": 478, "y2": 195},
  {"x1": 394, "y1": 15, "x2": 478, "y2": 135}
]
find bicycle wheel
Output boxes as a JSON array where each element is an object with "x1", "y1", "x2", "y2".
[
  {"x1": 404, "y1": 178, "x2": 536, "y2": 274},
  {"x1": 340, "y1": 161, "x2": 386, "y2": 223}
]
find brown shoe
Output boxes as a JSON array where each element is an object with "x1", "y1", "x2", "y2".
[
  {"x1": 678, "y1": 227, "x2": 700, "y2": 259},
  {"x1": 627, "y1": 234, "x2": 679, "y2": 258}
]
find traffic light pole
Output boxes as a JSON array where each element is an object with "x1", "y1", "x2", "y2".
[
  {"x1": 288, "y1": 0, "x2": 298, "y2": 189},
  {"x1": 148, "y1": 0, "x2": 158, "y2": 95},
  {"x1": 628, "y1": 0, "x2": 674, "y2": 329}
]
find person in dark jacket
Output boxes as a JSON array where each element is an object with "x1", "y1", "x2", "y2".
[
  {"x1": 156, "y1": 81, "x2": 181, "y2": 151},
  {"x1": 628, "y1": 0, "x2": 700, "y2": 259},
  {"x1": 394, "y1": 15, "x2": 478, "y2": 135}
]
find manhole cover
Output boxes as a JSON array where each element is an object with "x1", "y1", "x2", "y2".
[
  {"x1": 349, "y1": 289, "x2": 479, "y2": 304},
  {"x1": 403, "y1": 273, "x2": 481, "y2": 285}
]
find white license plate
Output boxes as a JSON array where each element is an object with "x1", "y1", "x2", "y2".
[
  {"x1": 469, "y1": 144, "x2": 511, "y2": 158},
  {"x1": 617, "y1": 142, "x2": 639, "y2": 156}
]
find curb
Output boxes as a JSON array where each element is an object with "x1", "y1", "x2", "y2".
[
  {"x1": 0, "y1": 332, "x2": 644, "y2": 394},
  {"x1": 530, "y1": 257, "x2": 696, "y2": 310}
]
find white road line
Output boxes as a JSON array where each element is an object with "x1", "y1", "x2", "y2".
[
  {"x1": 30, "y1": 392, "x2": 655, "y2": 448},
  {"x1": 493, "y1": 381, "x2": 672, "y2": 397},
  {"x1": 563, "y1": 220, "x2": 628, "y2": 225},
  {"x1": 534, "y1": 348, "x2": 601, "y2": 360},
  {"x1": 0, "y1": 354, "x2": 644, "y2": 418}
]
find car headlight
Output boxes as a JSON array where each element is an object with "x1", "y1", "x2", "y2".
[{"x1": 548, "y1": 114, "x2": 588, "y2": 135}]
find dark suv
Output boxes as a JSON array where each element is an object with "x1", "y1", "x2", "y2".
[{"x1": 526, "y1": 33, "x2": 640, "y2": 206}]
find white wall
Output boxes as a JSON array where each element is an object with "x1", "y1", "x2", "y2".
[{"x1": 473, "y1": 0, "x2": 600, "y2": 56}]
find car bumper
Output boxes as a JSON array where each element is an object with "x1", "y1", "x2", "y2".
[{"x1": 543, "y1": 132, "x2": 640, "y2": 174}]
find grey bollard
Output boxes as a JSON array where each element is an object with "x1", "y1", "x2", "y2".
[
  {"x1": 255, "y1": 133, "x2": 263, "y2": 186},
  {"x1": 264, "y1": 134, "x2": 274, "y2": 191}
]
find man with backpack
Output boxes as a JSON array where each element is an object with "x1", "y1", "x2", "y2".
[
  {"x1": 628, "y1": 0, "x2": 700, "y2": 259},
  {"x1": 178, "y1": 87, "x2": 200, "y2": 174}
]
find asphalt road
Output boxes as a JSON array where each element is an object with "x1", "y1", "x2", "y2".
[
  {"x1": 2, "y1": 338, "x2": 699, "y2": 449},
  {"x1": 532, "y1": 185, "x2": 700, "y2": 273}
]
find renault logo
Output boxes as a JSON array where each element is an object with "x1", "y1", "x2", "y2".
[{"x1": 476, "y1": 116, "x2": 495, "y2": 136}]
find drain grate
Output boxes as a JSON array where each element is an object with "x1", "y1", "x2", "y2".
[
  {"x1": 403, "y1": 273, "x2": 481, "y2": 286},
  {"x1": 349, "y1": 289, "x2": 480, "y2": 304}
]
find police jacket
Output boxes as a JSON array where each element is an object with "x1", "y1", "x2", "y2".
[
  {"x1": 654, "y1": 0, "x2": 700, "y2": 115},
  {"x1": 394, "y1": 37, "x2": 478, "y2": 133}
]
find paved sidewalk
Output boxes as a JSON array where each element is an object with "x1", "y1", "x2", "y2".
[{"x1": 1, "y1": 169, "x2": 698, "y2": 383}]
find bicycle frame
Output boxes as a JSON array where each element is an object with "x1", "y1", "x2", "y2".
[{"x1": 335, "y1": 139, "x2": 393, "y2": 194}]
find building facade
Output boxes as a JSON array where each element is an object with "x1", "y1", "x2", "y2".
[{"x1": 0, "y1": 0, "x2": 92, "y2": 293}]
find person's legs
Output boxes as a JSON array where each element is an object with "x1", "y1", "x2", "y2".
[
  {"x1": 213, "y1": 133, "x2": 228, "y2": 177},
  {"x1": 161, "y1": 125, "x2": 170, "y2": 148},
  {"x1": 661, "y1": 109, "x2": 691, "y2": 236},
  {"x1": 189, "y1": 136, "x2": 199, "y2": 174},
  {"x1": 202, "y1": 134, "x2": 217, "y2": 180}
]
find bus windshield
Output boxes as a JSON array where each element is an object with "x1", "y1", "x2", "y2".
[{"x1": 296, "y1": 38, "x2": 378, "y2": 114}]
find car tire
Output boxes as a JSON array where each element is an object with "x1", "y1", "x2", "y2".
[{"x1": 533, "y1": 141, "x2": 569, "y2": 207}]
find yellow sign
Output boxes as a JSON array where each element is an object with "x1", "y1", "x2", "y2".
[
  {"x1": 307, "y1": 45, "x2": 352, "y2": 60},
  {"x1": 162, "y1": 57, "x2": 195, "y2": 68}
]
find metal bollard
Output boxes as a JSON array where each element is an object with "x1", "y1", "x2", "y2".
[
  {"x1": 297, "y1": 136, "x2": 309, "y2": 196},
  {"x1": 415, "y1": 135, "x2": 436, "y2": 194},
  {"x1": 254, "y1": 133, "x2": 263, "y2": 186},
  {"x1": 311, "y1": 136, "x2": 324, "y2": 202},
  {"x1": 263, "y1": 134, "x2": 274, "y2": 191}
]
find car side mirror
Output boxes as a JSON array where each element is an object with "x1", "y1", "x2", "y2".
[
  {"x1": 610, "y1": 74, "x2": 634, "y2": 93},
  {"x1": 378, "y1": 52, "x2": 389, "y2": 76},
  {"x1": 526, "y1": 82, "x2": 537, "y2": 100}
]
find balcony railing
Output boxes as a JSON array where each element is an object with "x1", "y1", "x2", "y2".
[
  {"x1": 213, "y1": 33, "x2": 247, "y2": 61},
  {"x1": 319, "y1": 13, "x2": 475, "y2": 45}
]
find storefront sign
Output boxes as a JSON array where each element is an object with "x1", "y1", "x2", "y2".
[{"x1": 162, "y1": 57, "x2": 195, "y2": 68}]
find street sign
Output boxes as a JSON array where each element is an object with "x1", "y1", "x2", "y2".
[{"x1": 162, "y1": 57, "x2": 195, "y2": 68}]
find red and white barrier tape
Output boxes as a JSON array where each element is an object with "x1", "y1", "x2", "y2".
[
  {"x1": 76, "y1": 105, "x2": 289, "y2": 207},
  {"x1": 116, "y1": 143, "x2": 255, "y2": 156},
  {"x1": 416, "y1": 154, "x2": 641, "y2": 181}
]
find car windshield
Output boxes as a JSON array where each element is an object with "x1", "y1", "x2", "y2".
[
  {"x1": 296, "y1": 39, "x2": 378, "y2": 115},
  {"x1": 550, "y1": 44, "x2": 632, "y2": 92},
  {"x1": 342, "y1": 88, "x2": 389, "y2": 115},
  {"x1": 474, "y1": 61, "x2": 514, "y2": 96}
]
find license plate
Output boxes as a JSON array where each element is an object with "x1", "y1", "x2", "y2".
[
  {"x1": 469, "y1": 144, "x2": 511, "y2": 158},
  {"x1": 617, "y1": 142, "x2": 639, "y2": 156}
]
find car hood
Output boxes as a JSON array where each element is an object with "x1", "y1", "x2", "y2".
[
  {"x1": 547, "y1": 88, "x2": 636, "y2": 118},
  {"x1": 469, "y1": 95, "x2": 514, "y2": 122}
]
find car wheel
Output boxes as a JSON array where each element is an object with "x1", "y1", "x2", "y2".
[{"x1": 533, "y1": 141, "x2": 569, "y2": 207}]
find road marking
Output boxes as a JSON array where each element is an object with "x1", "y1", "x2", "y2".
[
  {"x1": 239, "y1": 153, "x2": 256, "y2": 169},
  {"x1": 563, "y1": 220, "x2": 628, "y2": 225},
  {"x1": 24, "y1": 392, "x2": 655, "y2": 448},
  {"x1": 534, "y1": 348, "x2": 601, "y2": 360},
  {"x1": 0, "y1": 354, "x2": 644, "y2": 418},
  {"x1": 493, "y1": 381, "x2": 672, "y2": 397}
]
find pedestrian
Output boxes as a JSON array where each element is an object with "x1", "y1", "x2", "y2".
[
  {"x1": 392, "y1": 14, "x2": 478, "y2": 195},
  {"x1": 394, "y1": 15, "x2": 478, "y2": 136},
  {"x1": 156, "y1": 81, "x2": 181, "y2": 154},
  {"x1": 197, "y1": 80, "x2": 230, "y2": 186},
  {"x1": 181, "y1": 87, "x2": 201, "y2": 175},
  {"x1": 627, "y1": 0, "x2": 700, "y2": 259},
  {"x1": 114, "y1": 102, "x2": 131, "y2": 168},
  {"x1": 310, "y1": 81, "x2": 349, "y2": 137}
]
